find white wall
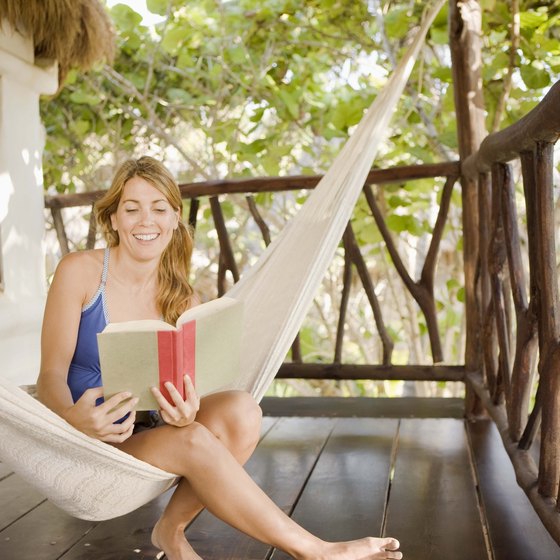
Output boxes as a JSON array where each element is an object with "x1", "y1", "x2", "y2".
[{"x1": 0, "y1": 22, "x2": 57, "y2": 384}]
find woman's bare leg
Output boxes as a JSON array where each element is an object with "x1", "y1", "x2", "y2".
[
  {"x1": 117, "y1": 390, "x2": 262, "y2": 560},
  {"x1": 116, "y1": 392, "x2": 402, "y2": 560}
]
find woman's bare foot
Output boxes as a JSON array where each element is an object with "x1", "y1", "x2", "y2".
[
  {"x1": 304, "y1": 536, "x2": 402, "y2": 560},
  {"x1": 151, "y1": 519, "x2": 203, "y2": 560}
]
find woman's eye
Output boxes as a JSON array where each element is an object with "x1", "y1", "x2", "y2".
[
  {"x1": 125, "y1": 208, "x2": 138, "y2": 213},
  {"x1": 154, "y1": 208, "x2": 167, "y2": 213}
]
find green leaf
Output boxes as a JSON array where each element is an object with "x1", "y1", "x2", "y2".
[
  {"x1": 249, "y1": 106, "x2": 266, "y2": 123},
  {"x1": 480, "y1": 0, "x2": 496, "y2": 11},
  {"x1": 70, "y1": 120, "x2": 90, "y2": 136},
  {"x1": 261, "y1": 154, "x2": 280, "y2": 176},
  {"x1": 110, "y1": 4, "x2": 143, "y2": 31},
  {"x1": 387, "y1": 195, "x2": 410, "y2": 209},
  {"x1": 430, "y1": 27, "x2": 448, "y2": 45},
  {"x1": 147, "y1": 0, "x2": 168, "y2": 16},
  {"x1": 277, "y1": 89, "x2": 299, "y2": 120},
  {"x1": 356, "y1": 225, "x2": 382, "y2": 245},
  {"x1": 519, "y1": 10, "x2": 548, "y2": 30},
  {"x1": 243, "y1": 139, "x2": 267, "y2": 155},
  {"x1": 162, "y1": 26, "x2": 190, "y2": 54},
  {"x1": 384, "y1": 8, "x2": 412, "y2": 39},
  {"x1": 520, "y1": 64, "x2": 551, "y2": 89},
  {"x1": 225, "y1": 46, "x2": 247, "y2": 65},
  {"x1": 447, "y1": 278, "x2": 461, "y2": 291},
  {"x1": 68, "y1": 91, "x2": 101, "y2": 105},
  {"x1": 386, "y1": 214, "x2": 423, "y2": 236},
  {"x1": 167, "y1": 88, "x2": 192, "y2": 104}
]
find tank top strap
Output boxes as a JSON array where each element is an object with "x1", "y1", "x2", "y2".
[
  {"x1": 100, "y1": 247, "x2": 110, "y2": 286},
  {"x1": 82, "y1": 248, "x2": 110, "y2": 313}
]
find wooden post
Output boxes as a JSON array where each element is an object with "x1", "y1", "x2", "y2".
[
  {"x1": 209, "y1": 196, "x2": 239, "y2": 296},
  {"x1": 489, "y1": 163, "x2": 509, "y2": 404},
  {"x1": 449, "y1": 0, "x2": 487, "y2": 413},
  {"x1": 500, "y1": 162, "x2": 538, "y2": 441},
  {"x1": 532, "y1": 141, "x2": 560, "y2": 499}
]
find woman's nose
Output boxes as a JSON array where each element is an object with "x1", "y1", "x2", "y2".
[{"x1": 139, "y1": 208, "x2": 155, "y2": 224}]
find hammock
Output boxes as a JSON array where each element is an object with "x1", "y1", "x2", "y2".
[{"x1": 0, "y1": 0, "x2": 445, "y2": 522}]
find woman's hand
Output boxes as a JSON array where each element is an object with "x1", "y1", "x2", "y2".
[
  {"x1": 151, "y1": 375, "x2": 200, "y2": 427},
  {"x1": 63, "y1": 387, "x2": 138, "y2": 443}
]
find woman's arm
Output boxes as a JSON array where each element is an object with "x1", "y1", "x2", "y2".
[
  {"x1": 37, "y1": 252, "x2": 137, "y2": 442},
  {"x1": 37, "y1": 252, "x2": 87, "y2": 413}
]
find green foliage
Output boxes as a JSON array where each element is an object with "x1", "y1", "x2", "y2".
[{"x1": 39, "y1": 0, "x2": 559, "y2": 396}]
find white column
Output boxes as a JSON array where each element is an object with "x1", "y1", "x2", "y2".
[{"x1": 0, "y1": 22, "x2": 58, "y2": 384}]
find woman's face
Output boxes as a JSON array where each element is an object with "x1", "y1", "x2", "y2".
[{"x1": 110, "y1": 176, "x2": 179, "y2": 261}]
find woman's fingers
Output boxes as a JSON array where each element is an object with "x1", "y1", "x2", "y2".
[
  {"x1": 150, "y1": 385, "x2": 174, "y2": 410},
  {"x1": 184, "y1": 375, "x2": 200, "y2": 410},
  {"x1": 150, "y1": 385, "x2": 183, "y2": 424},
  {"x1": 101, "y1": 413, "x2": 136, "y2": 443},
  {"x1": 103, "y1": 394, "x2": 139, "y2": 425},
  {"x1": 79, "y1": 387, "x2": 105, "y2": 403},
  {"x1": 79, "y1": 391, "x2": 138, "y2": 438},
  {"x1": 150, "y1": 377, "x2": 199, "y2": 427},
  {"x1": 99, "y1": 391, "x2": 133, "y2": 413}
]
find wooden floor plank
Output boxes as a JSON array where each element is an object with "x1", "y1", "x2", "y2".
[
  {"x1": 468, "y1": 419, "x2": 560, "y2": 560},
  {"x1": 58, "y1": 488, "x2": 174, "y2": 560},
  {"x1": 0, "y1": 472, "x2": 46, "y2": 531},
  {"x1": 0, "y1": 461, "x2": 13, "y2": 481},
  {"x1": 57, "y1": 417, "x2": 280, "y2": 560},
  {"x1": 0, "y1": 501, "x2": 94, "y2": 560},
  {"x1": 271, "y1": 418, "x2": 398, "y2": 560},
  {"x1": 384, "y1": 419, "x2": 489, "y2": 560},
  {"x1": 186, "y1": 416, "x2": 336, "y2": 560}
]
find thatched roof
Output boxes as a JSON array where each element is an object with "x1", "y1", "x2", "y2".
[{"x1": 0, "y1": 0, "x2": 115, "y2": 83}]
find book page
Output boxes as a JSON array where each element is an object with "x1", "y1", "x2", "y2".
[
  {"x1": 176, "y1": 296, "x2": 239, "y2": 327},
  {"x1": 102, "y1": 319, "x2": 176, "y2": 333},
  {"x1": 98, "y1": 330, "x2": 161, "y2": 409},
  {"x1": 193, "y1": 300, "x2": 243, "y2": 396}
]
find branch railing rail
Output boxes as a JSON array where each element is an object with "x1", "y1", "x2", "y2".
[
  {"x1": 462, "y1": 79, "x2": 560, "y2": 543},
  {"x1": 45, "y1": 160, "x2": 462, "y2": 385}
]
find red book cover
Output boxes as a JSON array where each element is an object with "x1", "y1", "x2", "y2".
[{"x1": 157, "y1": 330, "x2": 178, "y2": 404}]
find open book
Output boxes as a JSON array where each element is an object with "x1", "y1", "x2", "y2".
[{"x1": 98, "y1": 297, "x2": 243, "y2": 410}]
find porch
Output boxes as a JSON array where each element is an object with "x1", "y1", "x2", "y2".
[
  {"x1": 1, "y1": 1, "x2": 560, "y2": 557},
  {"x1": 1, "y1": 398, "x2": 559, "y2": 560}
]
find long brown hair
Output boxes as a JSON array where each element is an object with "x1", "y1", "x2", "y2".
[{"x1": 95, "y1": 156, "x2": 194, "y2": 324}]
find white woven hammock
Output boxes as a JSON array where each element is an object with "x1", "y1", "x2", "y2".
[{"x1": 0, "y1": 0, "x2": 445, "y2": 522}]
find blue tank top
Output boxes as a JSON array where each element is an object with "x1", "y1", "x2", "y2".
[{"x1": 67, "y1": 248, "x2": 110, "y2": 403}]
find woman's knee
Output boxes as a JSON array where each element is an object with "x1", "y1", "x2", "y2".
[
  {"x1": 227, "y1": 391, "x2": 262, "y2": 439},
  {"x1": 199, "y1": 390, "x2": 262, "y2": 448},
  {"x1": 178, "y1": 421, "x2": 217, "y2": 456},
  {"x1": 228, "y1": 390, "x2": 262, "y2": 427}
]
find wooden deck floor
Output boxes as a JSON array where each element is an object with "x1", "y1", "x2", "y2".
[{"x1": 1, "y1": 398, "x2": 559, "y2": 560}]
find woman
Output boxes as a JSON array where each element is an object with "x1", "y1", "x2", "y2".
[{"x1": 37, "y1": 156, "x2": 403, "y2": 560}]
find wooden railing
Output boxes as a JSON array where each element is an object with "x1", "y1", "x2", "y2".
[
  {"x1": 462, "y1": 80, "x2": 560, "y2": 543},
  {"x1": 45, "y1": 160, "x2": 463, "y2": 385}
]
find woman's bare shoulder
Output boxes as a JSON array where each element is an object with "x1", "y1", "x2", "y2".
[
  {"x1": 56, "y1": 249, "x2": 104, "y2": 276},
  {"x1": 52, "y1": 250, "x2": 106, "y2": 298}
]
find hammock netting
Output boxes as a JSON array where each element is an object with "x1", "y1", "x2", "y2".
[{"x1": 0, "y1": 0, "x2": 445, "y2": 521}]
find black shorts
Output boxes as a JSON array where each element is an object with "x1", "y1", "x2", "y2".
[{"x1": 133, "y1": 410, "x2": 165, "y2": 433}]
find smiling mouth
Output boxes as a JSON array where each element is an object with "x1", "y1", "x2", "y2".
[{"x1": 133, "y1": 233, "x2": 159, "y2": 241}]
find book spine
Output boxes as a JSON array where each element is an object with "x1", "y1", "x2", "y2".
[
  {"x1": 174, "y1": 329, "x2": 185, "y2": 401},
  {"x1": 181, "y1": 320, "x2": 196, "y2": 395},
  {"x1": 157, "y1": 330, "x2": 178, "y2": 405}
]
